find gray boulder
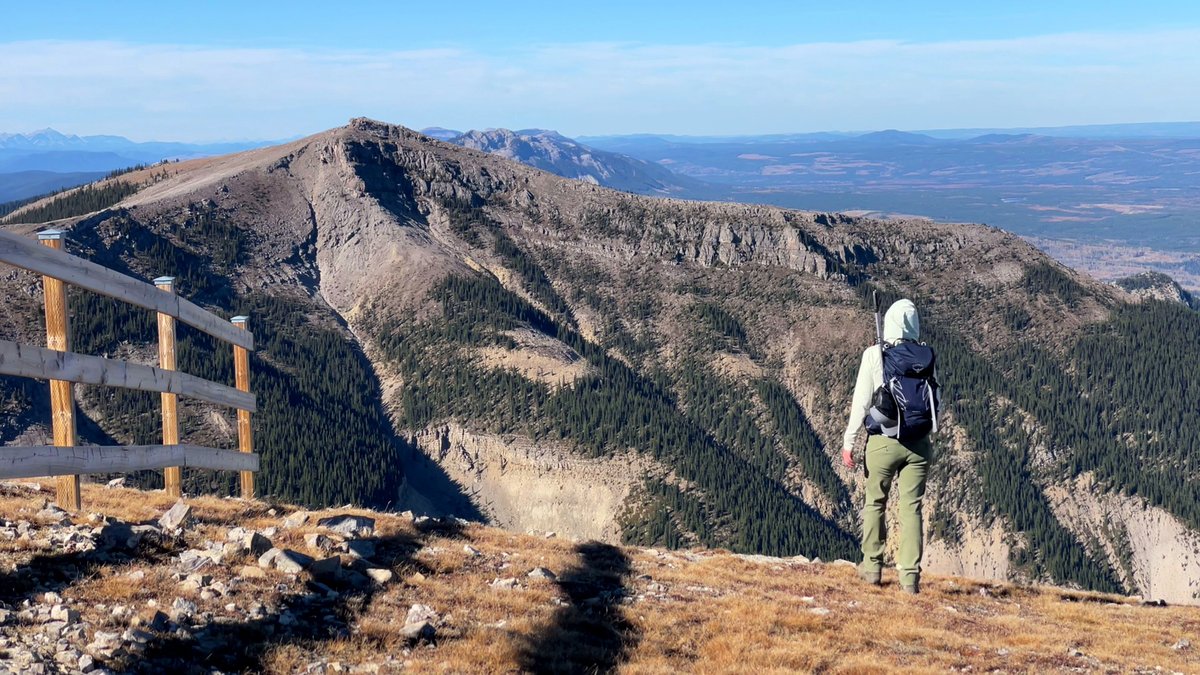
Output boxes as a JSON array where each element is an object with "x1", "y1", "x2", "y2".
[
  {"x1": 308, "y1": 556, "x2": 342, "y2": 580},
  {"x1": 158, "y1": 501, "x2": 193, "y2": 532},
  {"x1": 273, "y1": 549, "x2": 315, "y2": 574},
  {"x1": 316, "y1": 515, "x2": 375, "y2": 539}
]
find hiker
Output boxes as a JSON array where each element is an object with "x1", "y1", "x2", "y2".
[{"x1": 841, "y1": 298, "x2": 940, "y2": 594}]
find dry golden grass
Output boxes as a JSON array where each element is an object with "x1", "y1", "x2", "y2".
[{"x1": 1, "y1": 480, "x2": 1196, "y2": 674}]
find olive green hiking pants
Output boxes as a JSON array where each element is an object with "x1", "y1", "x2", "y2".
[{"x1": 860, "y1": 434, "x2": 932, "y2": 587}]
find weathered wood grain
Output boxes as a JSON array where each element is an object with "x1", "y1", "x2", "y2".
[
  {"x1": 0, "y1": 338, "x2": 256, "y2": 411},
  {"x1": 0, "y1": 230, "x2": 253, "y2": 350},
  {"x1": 0, "y1": 445, "x2": 260, "y2": 480}
]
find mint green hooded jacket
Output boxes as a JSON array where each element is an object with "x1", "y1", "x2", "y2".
[{"x1": 841, "y1": 299, "x2": 924, "y2": 450}]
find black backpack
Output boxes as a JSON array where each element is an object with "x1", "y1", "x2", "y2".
[{"x1": 865, "y1": 340, "x2": 940, "y2": 442}]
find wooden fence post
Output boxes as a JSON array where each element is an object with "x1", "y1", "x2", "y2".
[
  {"x1": 38, "y1": 229, "x2": 80, "y2": 511},
  {"x1": 155, "y1": 276, "x2": 181, "y2": 498},
  {"x1": 231, "y1": 316, "x2": 253, "y2": 499}
]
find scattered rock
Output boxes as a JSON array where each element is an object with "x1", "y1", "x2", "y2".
[
  {"x1": 809, "y1": 607, "x2": 831, "y2": 616},
  {"x1": 527, "y1": 567, "x2": 556, "y2": 581},
  {"x1": 491, "y1": 577, "x2": 519, "y2": 590},
  {"x1": 258, "y1": 547, "x2": 283, "y2": 568},
  {"x1": 273, "y1": 549, "x2": 316, "y2": 574},
  {"x1": 343, "y1": 539, "x2": 376, "y2": 559},
  {"x1": 283, "y1": 511, "x2": 310, "y2": 528},
  {"x1": 1173, "y1": 638, "x2": 1191, "y2": 651},
  {"x1": 239, "y1": 564, "x2": 268, "y2": 579},
  {"x1": 36, "y1": 505, "x2": 71, "y2": 524},
  {"x1": 309, "y1": 556, "x2": 342, "y2": 580},
  {"x1": 105, "y1": 477, "x2": 126, "y2": 489},
  {"x1": 401, "y1": 621, "x2": 435, "y2": 642},
  {"x1": 317, "y1": 515, "x2": 375, "y2": 539},
  {"x1": 171, "y1": 597, "x2": 198, "y2": 620},
  {"x1": 463, "y1": 544, "x2": 481, "y2": 557},
  {"x1": 187, "y1": 572, "x2": 212, "y2": 586},
  {"x1": 245, "y1": 532, "x2": 274, "y2": 555},
  {"x1": 50, "y1": 605, "x2": 79, "y2": 624},
  {"x1": 306, "y1": 533, "x2": 335, "y2": 552},
  {"x1": 158, "y1": 501, "x2": 193, "y2": 532},
  {"x1": 406, "y1": 604, "x2": 439, "y2": 625},
  {"x1": 146, "y1": 610, "x2": 171, "y2": 632},
  {"x1": 365, "y1": 568, "x2": 394, "y2": 585}
]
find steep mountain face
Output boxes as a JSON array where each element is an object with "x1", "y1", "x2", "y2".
[
  {"x1": 1116, "y1": 271, "x2": 1196, "y2": 308},
  {"x1": 447, "y1": 127, "x2": 710, "y2": 197},
  {"x1": 2, "y1": 118, "x2": 1198, "y2": 603}
]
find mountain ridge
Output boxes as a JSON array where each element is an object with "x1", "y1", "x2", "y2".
[
  {"x1": 1, "y1": 117, "x2": 1198, "y2": 603},
  {"x1": 445, "y1": 126, "x2": 712, "y2": 197}
]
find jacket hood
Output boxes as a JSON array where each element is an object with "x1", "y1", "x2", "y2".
[{"x1": 883, "y1": 299, "x2": 920, "y2": 343}]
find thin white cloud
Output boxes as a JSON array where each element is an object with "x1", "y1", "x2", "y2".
[{"x1": 1, "y1": 30, "x2": 1197, "y2": 140}]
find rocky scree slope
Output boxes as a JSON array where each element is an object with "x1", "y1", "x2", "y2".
[{"x1": 0, "y1": 119, "x2": 1198, "y2": 603}]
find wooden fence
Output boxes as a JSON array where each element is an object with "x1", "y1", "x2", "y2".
[{"x1": 0, "y1": 228, "x2": 258, "y2": 510}]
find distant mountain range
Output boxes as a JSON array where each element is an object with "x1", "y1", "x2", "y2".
[
  {"x1": 8, "y1": 121, "x2": 1200, "y2": 261},
  {"x1": 578, "y1": 121, "x2": 1200, "y2": 145},
  {"x1": 0, "y1": 129, "x2": 276, "y2": 203},
  {"x1": 438, "y1": 127, "x2": 712, "y2": 197},
  {"x1": 0, "y1": 169, "x2": 106, "y2": 204}
]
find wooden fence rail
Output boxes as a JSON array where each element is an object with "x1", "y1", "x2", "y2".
[{"x1": 0, "y1": 228, "x2": 258, "y2": 509}]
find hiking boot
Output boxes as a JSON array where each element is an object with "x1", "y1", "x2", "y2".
[
  {"x1": 901, "y1": 582, "x2": 920, "y2": 595},
  {"x1": 858, "y1": 567, "x2": 882, "y2": 586}
]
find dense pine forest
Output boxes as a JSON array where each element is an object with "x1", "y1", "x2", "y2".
[
  {"x1": 0, "y1": 181, "x2": 142, "y2": 225},
  {"x1": 2, "y1": 207, "x2": 407, "y2": 508},
  {"x1": 376, "y1": 270, "x2": 859, "y2": 561}
]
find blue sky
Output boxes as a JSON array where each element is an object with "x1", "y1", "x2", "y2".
[{"x1": 2, "y1": 1, "x2": 1198, "y2": 141}]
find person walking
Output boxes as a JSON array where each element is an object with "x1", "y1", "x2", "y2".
[{"x1": 841, "y1": 298, "x2": 940, "y2": 594}]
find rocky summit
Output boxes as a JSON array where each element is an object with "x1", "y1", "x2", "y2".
[
  {"x1": 1, "y1": 118, "x2": 1199, "y2": 607},
  {"x1": 0, "y1": 481, "x2": 1195, "y2": 674},
  {"x1": 447, "y1": 127, "x2": 710, "y2": 196}
]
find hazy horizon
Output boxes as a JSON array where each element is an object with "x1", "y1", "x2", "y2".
[{"x1": 3, "y1": 1, "x2": 1199, "y2": 142}]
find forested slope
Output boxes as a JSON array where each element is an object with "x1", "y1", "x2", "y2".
[{"x1": 0, "y1": 118, "x2": 1196, "y2": 599}]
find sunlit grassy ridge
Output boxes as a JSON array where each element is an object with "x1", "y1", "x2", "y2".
[{"x1": 0, "y1": 482, "x2": 1195, "y2": 673}]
